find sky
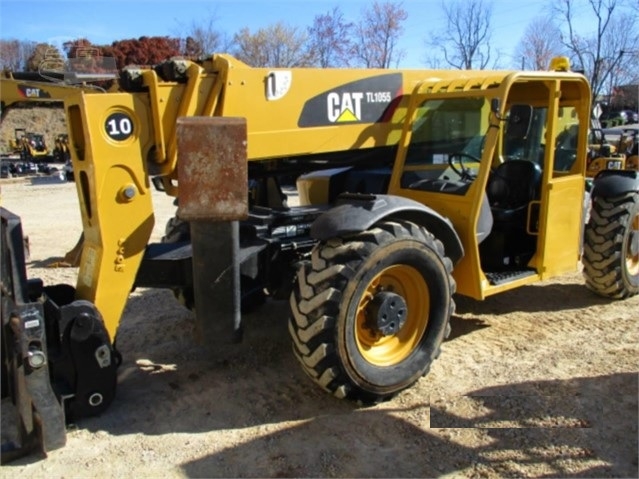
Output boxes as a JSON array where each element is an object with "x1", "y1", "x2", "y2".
[{"x1": 0, "y1": 0, "x2": 584, "y2": 69}]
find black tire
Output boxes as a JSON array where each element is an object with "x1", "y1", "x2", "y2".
[
  {"x1": 289, "y1": 219, "x2": 455, "y2": 404},
  {"x1": 582, "y1": 192, "x2": 639, "y2": 298}
]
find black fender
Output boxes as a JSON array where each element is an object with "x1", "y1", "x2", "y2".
[
  {"x1": 310, "y1": 193, "x2": 464, "y2": 264},
  {"x1": 591, "y1": 170, "x2": 639, "y2": 199}
]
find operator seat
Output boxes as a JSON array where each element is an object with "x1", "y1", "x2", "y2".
[
  {"x1": 481, "y1": 159, "x2": 542, "y2": 272},
  {"x1": 486, "y1": 160, "x2": 541, "y2": 223}
]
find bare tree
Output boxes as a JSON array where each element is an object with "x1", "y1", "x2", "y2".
[
  {"x1": 233, "y1": 23, "x2": 311, "y2": 67},
  {"x1": 515, "y1": 16, "x2": 565, "y2": 70},
  {"x1": 612, "y1": 48, "x2": 639, "y2": 104},
  {"x1": 603, "y1": 16, "x2": 639, "y2": 108},
  {"x1": 176, "y1": 15, "x2": 228, "y2": 58},
  {"x1": 426, "y1": 0, "x2": 494, "y2": 69},
  {"x1": 0, "y1": 40, "x2": 22, "y2": 71},
  {"x1": 307, "y1": 7, "x2": 353, "y2": 67},
  {"x1": 352, "y1": 1, "x2": 408, "y2": 68},
  {"x1": 556, "y1": 0, "x2": 639, "y2": 104},
  {"x1": 0, "y1": 39, "x2": 37, "y2": 71}
]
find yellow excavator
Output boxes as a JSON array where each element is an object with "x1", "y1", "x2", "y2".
[{"x1": 1, "y1": 54, "x2": 637, "y2": 462}]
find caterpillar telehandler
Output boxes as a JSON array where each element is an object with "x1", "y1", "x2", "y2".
[{"x1": 1, "y1": 54, "x2": 638, "y2": 462}]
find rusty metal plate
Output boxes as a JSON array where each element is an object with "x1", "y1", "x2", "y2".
[{"x1": 177, "y1": 117, "x2": 248, "y2": 221}]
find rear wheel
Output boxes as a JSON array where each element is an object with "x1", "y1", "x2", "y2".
[
  {"x1": 582, "y1": 192, "x2": 639, "y2": 298},
  {"x1": 289, "y1": 219, "x2": 455, "y2": 403}
]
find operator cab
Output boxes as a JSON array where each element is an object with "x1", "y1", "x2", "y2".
[{"x1": 389, "y1": 72, "x2": 590, "y2": 299}]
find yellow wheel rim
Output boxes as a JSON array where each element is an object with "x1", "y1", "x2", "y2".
[
  {"x1": 355, "y1": 264, "x2": 429, "y2": 366},
  {"x1": 627, "y1": 210, "x2": 639, "y2": 276}
]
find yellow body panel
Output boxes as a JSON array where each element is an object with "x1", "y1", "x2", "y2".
[
  {"x1": 66, "y1": 92, "x2": 155, "y2": 339},
  {"x1": 537, "y1": 175, "x2": 584, "y2": 277}
]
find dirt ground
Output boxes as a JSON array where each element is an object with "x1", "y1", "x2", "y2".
[{"x1": 0, "y1": 178, "x2": 638, "y2": 478}]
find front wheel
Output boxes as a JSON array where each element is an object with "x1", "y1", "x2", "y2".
[
  {"x1": 582, "y1": 192, "x2": 639, "y2": 298},
  {"x1": 289, "y1": 220, "x2": 455, "y2": 404}
]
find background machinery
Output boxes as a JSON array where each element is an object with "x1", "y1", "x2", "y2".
[
  {"x1": 587, "y1": 125, "x2": 638, "y2": 176},
  {"x1": 7, "y1": 127, "x2": 25, "y2": 154},
  {"x1": 52, "y1": 133, "x2": 70, "y2": 163},
  {"x1": 6, "y1": 128, "x2": 48, "y2": 162},
  {"x1": 2, "y1": 54, "x2": 638, "y2": 461},
  {"x1": 16, "y1": 129, "x2": 49, "y2": 162}
]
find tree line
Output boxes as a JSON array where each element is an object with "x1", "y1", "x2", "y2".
[
  {"x1": 0, "y1": 1, "x2": 409, "y2": 71},
  {"x1": 1, "y1": 0, "x2": 637, "y2": 107}
]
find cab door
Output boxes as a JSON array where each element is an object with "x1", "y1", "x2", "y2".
[{"x1": 534, "y1": 79, "x2": 589, "y2": 278}]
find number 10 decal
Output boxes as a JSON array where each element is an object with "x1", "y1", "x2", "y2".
[{"x1": 105, "y1": 112, "x2": 134, "y2": 141}]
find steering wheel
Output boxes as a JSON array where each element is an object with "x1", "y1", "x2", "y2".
[{"x1": 448, "y1": 152, "x2": 480, "y2": 181}]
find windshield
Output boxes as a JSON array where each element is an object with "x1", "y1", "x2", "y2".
[{"x1": 401, "y1": 96, "x2": 489, "y2": 195}]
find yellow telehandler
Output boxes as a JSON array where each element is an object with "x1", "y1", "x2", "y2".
[{"x1": 1, "y1": 54, "x2": 637, "y2": 462}]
